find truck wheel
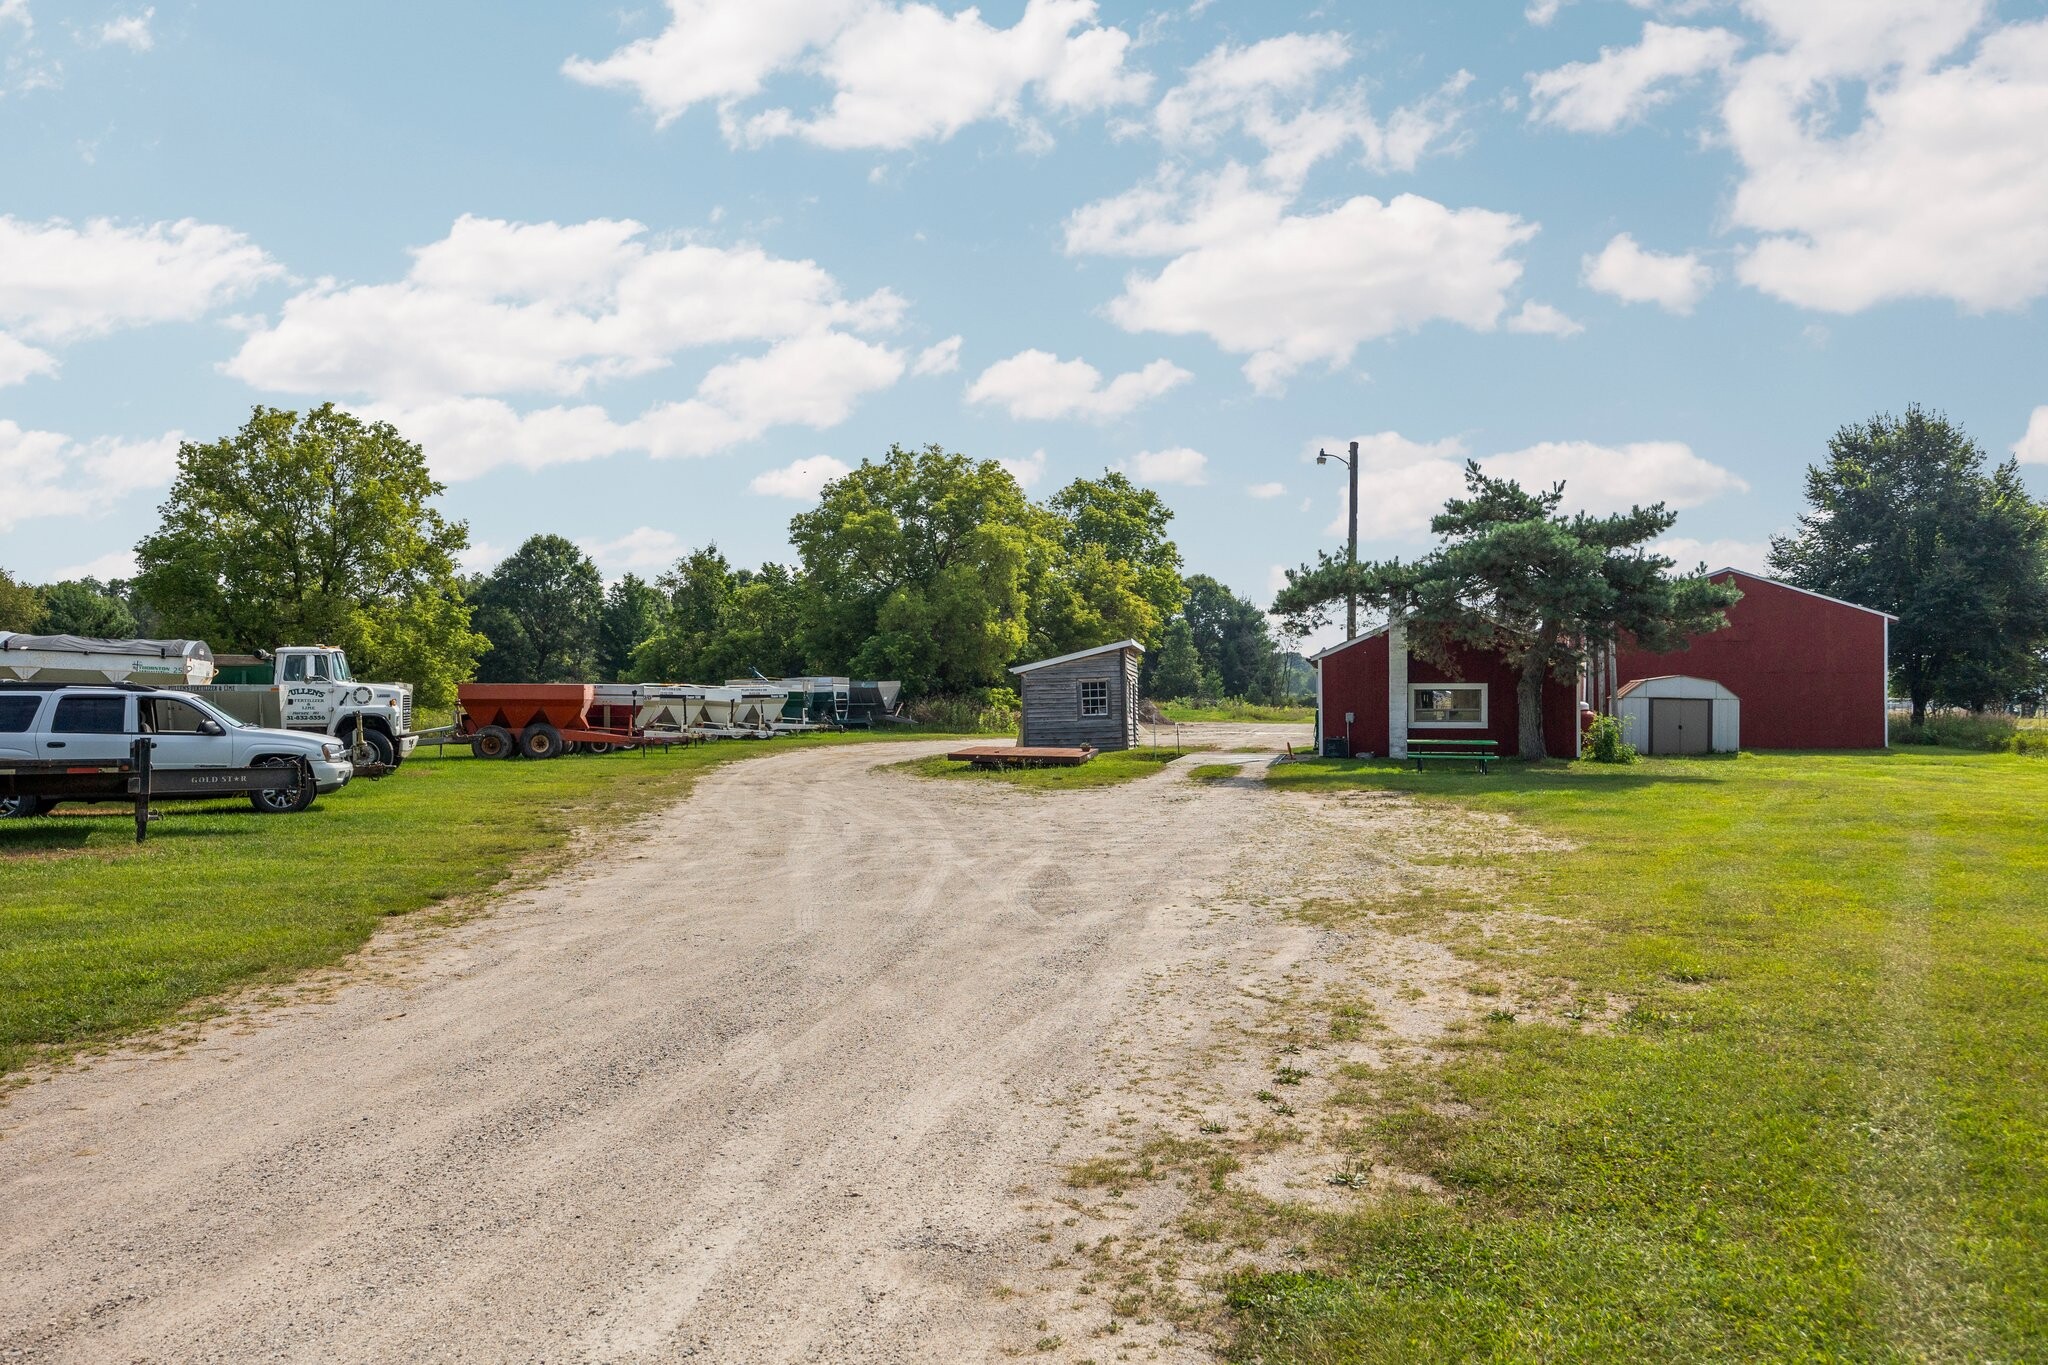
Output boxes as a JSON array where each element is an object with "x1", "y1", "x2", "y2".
[
  {"x1": 520, "y1": 723, "x2": 565, "y2": 760},
  {"x1": 348, "y1": 727, "x2": 396, "y2": 769},
  {"x1": 0, "y1": 794, "x2": 44, "y2": 819},
  {"x1": 471, "y1": 725, "x2": 516, "y2": 760},
  {"x1": 249, "y1": 757, "x2": 314, "y2": 814},
  {"x1": 583, "y1": 742, "x2": 613, "y2": 755}
]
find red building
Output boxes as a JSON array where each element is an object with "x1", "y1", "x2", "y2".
[
  {"x1": 1312, "y1": 624, "x2": 1582, "y2": 760},
  {"x1": 1606, "y1": 568, "x2": 1892, "y2": 750},
  {"x1": 1312, "y1": 569, "x2": 1894, "y2": 759}
]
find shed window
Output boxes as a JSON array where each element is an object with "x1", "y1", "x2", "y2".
[
  {"x1": 1079, "y1": 679, "x2": 1111, "y2": 717},
  {"x1": 1409, "y1": 683, "x2": 1486, "y2": 728}
]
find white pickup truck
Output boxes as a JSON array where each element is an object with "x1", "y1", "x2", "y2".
[{"x1": 0, "y1": 682, "x2": 353, "y2": 818}]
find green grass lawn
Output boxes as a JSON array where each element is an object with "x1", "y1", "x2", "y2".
[
  {"x1": 1222, "y1": 749, "x2": 2047, "y2": 1362},
  {"x1": 1187, "y1": 762, "x2": 1246, "y2": 782},
  {"x1": 902, "y1": 744, "x2": 1196, "y2": 790},
  {"x1": 0, "y1": 732, "x2": 945, "y2": 1077},
  {"x1": 1156, "y1": 700, "x2": 1316, "y2": 724}
]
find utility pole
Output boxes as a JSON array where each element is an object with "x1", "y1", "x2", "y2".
[{"x1": 1316, "y1": 440, "x2": 1360, "y2": 639}]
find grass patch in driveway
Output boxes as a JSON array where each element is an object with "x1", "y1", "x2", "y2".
[
  {"x1": 1223, "y1": 748, "x2": 2048, "y2": 1362},
  {"x1": 1187, "y1": 763, "x2": 1245, "y2": 783},
  {"x1": 901, "y1": 745, "x2": 1197, "y2": 790},
  {"x1": 0, "y1": 731, "x2": 951, "y2": 1078}
]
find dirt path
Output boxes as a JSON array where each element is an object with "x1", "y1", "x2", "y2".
[{"x1": 0, "y1": 738, "x2": 1521, "y2": 1363}]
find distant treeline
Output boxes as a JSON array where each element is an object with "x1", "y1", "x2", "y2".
[
  {"x1": 0, "y1": 408, "x2": 1306, "y2": 709},
  {"x1": 466, "y1": 445, "x2": 1305, "y2": 703}
]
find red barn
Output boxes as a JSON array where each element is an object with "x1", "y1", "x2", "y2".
[
  {"x1": 1311, "y1": 569, "x2": 1894, "y2": 760},
  {"x1": 1312, "y1": 623, "x2": 1582, "y2": 760},
  {"x1": 1604, "y1": 568, "x2": 1892, "y2": 750}
]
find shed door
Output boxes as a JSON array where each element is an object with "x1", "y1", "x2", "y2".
[{"x1": 1650, "y1": 698, "x2": 1712, "y2": 755}]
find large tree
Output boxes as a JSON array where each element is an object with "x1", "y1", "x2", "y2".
[
  {"x1": 0, "y1": 569, "x2": 40, "y2": 633},
  {"x1": 1275, "y1": 462, "x2": 1739, "y2": 760},
  {"x1": 1031, "y1": 471, "x2": 1187, "y2": 659},
  {"x1": 632, "y1": 548, "x2": 808, "y2": 683},
  {"x1": 597, "y1": 573, "x2": 665, "y2": 682},
  {"x1": 471, "y1": 534, "x2": 603, "y2": 683},
  {"x1": 35, "y1": 579, "x2": 139, "y2": 637},
  {"x1": 1180, "y1": 574, "x2": 1284, "y2": 701},
  {"x1": 1768, "y1": 406, "x2": 2048, "y2": 724},
  {"x1": 790, "y1": 445, "x2": 1048, "y2": 694},
  {"x1": 133, "y1": 405, "x2": 484, "y2": 705}
]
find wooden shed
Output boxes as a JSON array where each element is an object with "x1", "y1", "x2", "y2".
[{"x1": 1010, "y1": 640, "x2": 1144, "y2": 751}]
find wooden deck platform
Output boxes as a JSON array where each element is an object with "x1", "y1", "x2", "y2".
[{"x1": 945, "y1": 744, "x2": 1098, "y2": 768}]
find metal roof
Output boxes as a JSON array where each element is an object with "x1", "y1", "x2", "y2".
[
  {"x1": 1306, "y1": 624, "x2": 1393, "y2": 663},
  {"x1": 1708, "y1": 568, "x2": 1898, "y2": 621},
  {"x1": 1009, "y1": 639, "x2": 1145, "y2": 675}
]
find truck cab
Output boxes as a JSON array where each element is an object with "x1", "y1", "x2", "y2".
[{"x1": 199, "y1": 646, "x2": 416, "y2": 769}]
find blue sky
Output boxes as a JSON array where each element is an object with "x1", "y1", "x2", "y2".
[{"x1": 3, "y1": 0, "x2": 2045, "y2": 652}]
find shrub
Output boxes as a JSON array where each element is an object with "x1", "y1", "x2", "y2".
[
  {"x1": 1584, "y1": 713, "x2": 1638, "y2": 764},
  {"x1": 907, "y1": 690, "x2": 1018, "y2": 734},
  {"x1": 1889, "y1": 711, "x2": 2019, "y2": 752}
]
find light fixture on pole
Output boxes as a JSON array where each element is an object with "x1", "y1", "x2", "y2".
[{"x1": 1316, "y1": 439, "x2": 1360, "y2": 640}]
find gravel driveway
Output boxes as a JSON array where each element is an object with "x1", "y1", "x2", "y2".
[{"x1": 0, "y1": 735, "x2": 1454, "y2": 1363}]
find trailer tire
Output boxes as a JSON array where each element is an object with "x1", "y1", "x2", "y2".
[
  {"x1": 583, "y1": 742, "x2": 613, "y2": 755},
  {"x1": 0, "y1": 794, "x2": 45, "y2": 819},
  {"x1": 472, "y1": 726, "x2": 516, "y2": 760},
  {"x1": 249, "y1": 756, "x2": 314, "y2": 814},
  {"x1": 520, "y1": 723, "x2": 565, "y2": 760}
]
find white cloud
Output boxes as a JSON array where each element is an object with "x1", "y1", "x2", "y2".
[
  {"x1": 911, "y1": 334, "x2": 962, "y2": 375},
  {"x1": 1650, "y1": 535, "x2": 1774, "y2": 572},
  {"x1": 1097, "y1": 190, "x2": 1537, "y2": 393},
  {"x1": 966, "y1": 349, "x2": 1190, "y2": 420},
  {"x1": 1728, "y1": 15, "x2": 2048, "y2": 312},
  {"x1": 1247, "y1": 481, "x2": 1286, "y2": 498},
  {"x1": 748, "y1": 454, "x2": 852, "y2": 499},
  {"x1": 1504, "y1": 300, "x2": 1585, "y2": 336},
  {"x1": 564, "y1": 0, "x2": 1147, "y2": 151},
  {"x1": 0, "y1": 0, "x2": 30, "y2": 35},
  {"x1": 457, "y1": 541, "x2": 506, "y2": 576},
  {"x1": 0, "y1": 216, "x2": 281, "y2": 343},
  {"x1": 96, "y1": 7, "x2": 153, "y2": 50},
  {"x1": 366, "y1": 331, "x2": 905, "y2": 481},
  {"x1": 1315, "y1": 430, "x2": 1747, "y2": 541},
  {"x1": 2014, "y1": 406, "x2": 2048, "y2": 465},
  {"x1": 583, "y1": 527, "x2": 687, "y2": 575},
  {"x1": 1124, "y1": 446, "x2": 1208, "y2": 485},
  {"x1": 1582, "y1": 233, "x2": 1713, "y2": 313},
  {"x1": 0, "y1": 331, "x2": 57, "y2": 386},
  {"x1": 227, "y1": 214, "x2": 902, "y2": 402},
  {"x1": 1151, "y1": 33, "x2": 1469, "y2": 187},
  {"x1": 0, "y1": 421, "x2": 181, "y2": 531},
  {"x1": 48, "y1": 548, "x2": 140, "y2": 581},
  {"x1": 1529, "y1": 22, "x2": 1743, "y2": 133},
  {"x1": 1000, "y1": 448, "x2": 1048, "y2": 488}
]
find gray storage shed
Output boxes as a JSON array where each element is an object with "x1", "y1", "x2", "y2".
[{"x1": 1010, "y1": 639, "x2": 1144, "y2": 751}]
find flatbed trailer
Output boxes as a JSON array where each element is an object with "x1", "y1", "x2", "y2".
[
  {"x1": 454, "y1": 683, "x2": 706, "y2": 760},
  {"x1": 0, "y1": 741, "x2": 297, "y2": 842},
  {"x1": 944, "y1": 744, "x2": 1098, "y2": 769}
]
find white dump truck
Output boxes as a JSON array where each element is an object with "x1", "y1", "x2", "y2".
[{"x1": 0, "y1": 634, "x2": 417, "y2": 769}]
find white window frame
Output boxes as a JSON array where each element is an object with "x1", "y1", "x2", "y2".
[
  {"x1": 1408, "y1": 682, "x2": 1488, "y2": 729},
  {"x1": 1078, "y1": 678, "x2": 1111, "y2": 718}
]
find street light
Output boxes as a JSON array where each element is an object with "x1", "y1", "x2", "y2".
[{"x1": 1317, "y1": 439, "x2": 1359, "y2": 640}]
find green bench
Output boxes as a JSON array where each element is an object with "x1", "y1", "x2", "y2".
[{"x1": 1406, "y1": 738, "x2": 1498, "y2": 772}]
